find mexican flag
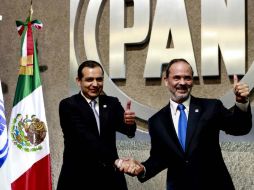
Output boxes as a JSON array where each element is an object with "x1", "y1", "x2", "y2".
[{"x1": 4, "y1": 15, "x2": 52, "y2": 190}]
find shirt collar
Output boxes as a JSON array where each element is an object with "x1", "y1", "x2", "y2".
[
  {"x1": 170, "y1": 96, "x2": 191, "y2": 115},
  {"x1": 80, "y1": 91, "x2": 99, "y2": 104}
]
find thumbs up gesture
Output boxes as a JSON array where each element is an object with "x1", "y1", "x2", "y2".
[
  {"x1": 124, "y1": 100, "x2": 136, "y2": 125},
  {"x1": 233, "y1": 74, "x2": 250, "y2": 103}
]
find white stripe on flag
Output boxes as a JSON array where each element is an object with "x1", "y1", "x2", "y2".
[{"x1": 8, "y1": 86, "x2": 50, "y2": 182}]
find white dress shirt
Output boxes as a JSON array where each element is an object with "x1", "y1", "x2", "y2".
[
  {"x1": 80, "y1": 91, "x2": 100, "y2": 115},
  {"x1": 170, "y1": 97, "x2": 190, "y2": 138}
]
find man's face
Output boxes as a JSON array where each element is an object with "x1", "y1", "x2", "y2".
[
  {"x1": 76, "y1": 66, "x2": 104, "y2": 99},
  {"x1": 164, "y1": 61, "x2": 193, "y2": 103}
]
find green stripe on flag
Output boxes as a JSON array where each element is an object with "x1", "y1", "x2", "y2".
[{"x1": 13, "y1": 40, "x2": 41, "y2": 106}]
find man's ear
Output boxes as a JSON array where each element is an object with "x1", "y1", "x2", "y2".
[
  {"x1": 76, "y1": 77, "x2": 81, "y2": 87},
  {"x1": 164, "y1": 77, "x2": 168, "y2": 86}
]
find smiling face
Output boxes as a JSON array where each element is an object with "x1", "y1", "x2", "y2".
[
  {"x1": 76, "y1": 66, "x2": 104, "y2": 100},
  {"x1": 164, "y1": 60, "x2": 193, "y2": 103}
]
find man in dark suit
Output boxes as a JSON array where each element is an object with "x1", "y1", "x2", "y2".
[
  {"x1": 57, "y1": 60, "x2": 136, "y2": 190},
  {"x1": 115, "y1": 58, "x2": 252, "y2": 190}
]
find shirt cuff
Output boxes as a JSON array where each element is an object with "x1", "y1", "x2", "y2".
[
  {"x1": 139, "y1": 166, "x2": 146, "y2": 178},
  {"x1": 235, "y1": 101, "x2": 249, "y2": 112}
]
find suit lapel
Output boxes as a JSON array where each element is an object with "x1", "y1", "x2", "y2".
[
  {"x1": 160, "y1": 104, "x2": 185, "y2": 158},
  {"x1": 98, "y1": 96, "x2": 109, "y2": 136},
  {"x1": 185, "y1": 96, "x2": 202, "y2": 153},
  {"x1": 76, "y1": 93, "x2": 100, "y2": 136}
]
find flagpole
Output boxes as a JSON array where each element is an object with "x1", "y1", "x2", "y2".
[
  {"x1": 9, "y1": 5, "x2": 52, "y2": 190},
  {"x1": 29, "y1": 0, "x2": 33, "y2": 20}
]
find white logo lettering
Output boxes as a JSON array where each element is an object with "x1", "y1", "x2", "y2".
[{"x1": 70, "y1": 0, "x2": 254, "y2": 121}]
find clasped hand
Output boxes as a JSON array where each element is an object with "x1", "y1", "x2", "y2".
[{"x1": 115, "y1": 158, "x2": 144, "y2": 176}]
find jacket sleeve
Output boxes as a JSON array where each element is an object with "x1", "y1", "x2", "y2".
[
  {"x1": 218, "y1": 100, "x2": 252, "y2": 135},
  {"x1": 138, "y1": 117, "x2": 169, "y2": 182}
]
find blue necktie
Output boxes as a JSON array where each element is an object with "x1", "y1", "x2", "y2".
[
  {"x1": 90, "y1": 100, "x2": 100, "y2": 134},
  {"x1": 177, "y1": 104, "x2": 187, "y2": 151}
]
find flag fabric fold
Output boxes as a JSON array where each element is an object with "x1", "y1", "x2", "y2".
[
  {"x1": 1, "y1": 15, "x2": 52, "y2": 190},
  {"x1": 0, "y1": 80, "x2": 8, "y2": 168},
  {"x1": 0, "y1": 80, "x2": 11, "y2": 190}
]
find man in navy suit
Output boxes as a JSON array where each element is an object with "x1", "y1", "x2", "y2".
[
  {"x1": 57, "y1": 60, "x2": 136, "y2": 190},
  {"x1": 115, "y1": 58, "x2": 252, "y2": 190}
]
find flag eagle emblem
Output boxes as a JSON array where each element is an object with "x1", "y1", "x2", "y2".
[{"x1": 10, "y1": 114, "x2": 47, "y2": 152}]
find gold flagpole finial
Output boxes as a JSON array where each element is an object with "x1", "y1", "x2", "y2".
[{"x1": 29, "y1": 0, "x2": 33, "y2": 20}]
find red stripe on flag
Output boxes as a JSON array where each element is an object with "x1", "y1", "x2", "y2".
[
  {"x1": 27, "y1": 22, "x2": 34, "y2": 56},
  {"x1": 11, "y1": 155, "x2": 52, "y2": 190},
  {"x1": 18, "y1": 26, "x2": 24, "y2": 36}
]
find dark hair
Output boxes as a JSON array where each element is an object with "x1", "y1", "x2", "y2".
[
  {"x1": 165, "y1": 58, "x2": 194, "y2": 78},
  {"x1": 77, "y1": 60, "x2": 104, "y2": 80}
]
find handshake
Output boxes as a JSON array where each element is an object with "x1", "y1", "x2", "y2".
[{"x1": 114, "y1": 158, "x2": 145, "y2": 176}]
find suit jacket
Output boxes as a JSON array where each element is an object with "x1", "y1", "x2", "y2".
[
  {"x1": 57, "y1": 93, "x2": 136, "y2": 190},
  {"x1": 138, "y1": 96, "x2": 252, "y2": 190}
]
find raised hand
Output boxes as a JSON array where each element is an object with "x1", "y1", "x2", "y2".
[
  {"x1": 115, "y1": 158, "x2": 144, "y2": 176},
  {"x1": 233, "y1": 74, "x2": 249, "y2": 103},
  {"x1": 124, "y1": 100, "x2": 136, "y2": 125}
]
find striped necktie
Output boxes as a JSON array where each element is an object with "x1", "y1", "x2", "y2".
[{"x1": 90, "y1": 100, "x2": 100, "y2": 134}]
